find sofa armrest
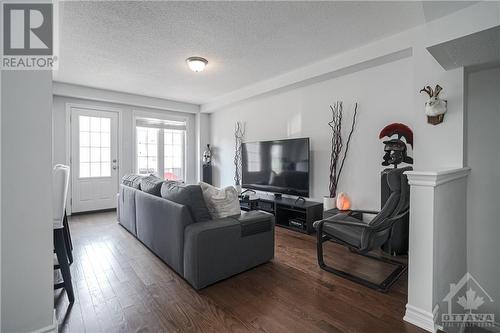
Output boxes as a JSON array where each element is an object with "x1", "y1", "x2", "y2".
[{"x1": 183, "y1": 211, "x2": 274, "y2": 289}]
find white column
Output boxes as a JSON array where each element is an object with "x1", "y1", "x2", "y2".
[
  {"x1": 1, "y1": 71, "x2": 55, "y2": 331},
  {"x1": 404, "y1": 168, "x2": 470, "y2": 332}
]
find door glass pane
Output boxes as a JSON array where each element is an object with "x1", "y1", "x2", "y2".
[{"x1": 79, "y1": 115, "x2": 112, "y2": 178}]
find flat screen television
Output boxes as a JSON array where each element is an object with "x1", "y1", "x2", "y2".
[{"x1": 241, "y1": 138, "x2": 310, "y2": 197}]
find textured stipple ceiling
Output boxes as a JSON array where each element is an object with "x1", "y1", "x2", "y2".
[{"x1": 54, "y1": 1, "x2": 476, "y2": 105}]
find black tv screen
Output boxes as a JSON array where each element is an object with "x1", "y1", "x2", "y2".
[{"x1": 241, "y1": 138, "x2": 310, "y2": 197}]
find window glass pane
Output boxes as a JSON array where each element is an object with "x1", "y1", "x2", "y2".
[
  {"x1": 147, "y1": 144, "x2": 157, "y2": 156},
  {"x1": 137, "y1": 144, "x2": 147, "y2": 157},
  {"x1": 101, "y1": 147, "x2": 110, "y2": 162},
  {"x1": 80, "y1": 132, "x2": 90, "y2": 147},
  {"x1": 90, "y1": 132, "x2": 100, "y2": 147},
  {"x1": 90, "y1": 147, "x2": 100, "y2": 162},
  {"x1": 148, "y1": 128, "x2": 158, "y2": 144},
  {"x1": 79, "y1": 116, "x2": 90, "y2": 131},
  {"x1": 79, "y1": 115, "x2": 112, "y2": 178},
  {"x1": 164, "y1": 129, "x2": 185, "y2": 181},
  {"x1": 101, "y1": 162, "x2": 111, "y2": 177},
  {"x1": 80, "y1": 162, "x2": 90, "y2": 177},
  {"x1": 100, "y1": 118, "x2": 110, "y2": 133},
  {"x1": 101, "y1": 132, "x2": 110, "y2": 147},
  {"x1": 80, "y1": 147, "x2": 90, "y2": 163},
  {"x1": 165, "y1": 132, "x2": 172, "y2": 144},
  {"x1": 173, "y1": 133, "x2": 181, "y2": 145},
  {"x1": 90, "y1": 162, "x2": 101, "y2": 177},
  {"x1": 90, "y1": 117, "x2": 101, "y2": 132},
  {"x1": 136, "y1": 126, "x2": 159, "y2": 176},
  {"x1": 137, "y1": 157, "x2": 148, "y2": 171}
]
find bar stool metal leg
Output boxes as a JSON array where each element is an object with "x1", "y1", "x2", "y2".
[
  {"x1": 54, "y1": 228, "x2": 75, "y2": 303},
  {"x1": 62, "y1": 212, "x2": 73, "y2": 264}
]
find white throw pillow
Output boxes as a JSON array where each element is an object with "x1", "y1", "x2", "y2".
[{"x1": 199, "y1": 182, "x2": 241, "y2": 219}]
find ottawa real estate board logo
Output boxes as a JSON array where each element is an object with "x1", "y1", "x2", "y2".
[
  {"x1": 442, "y1": 272, "x2": 495, "y2": 328},
  {"x1": 2, "y1": 2, "x2": 56, "y2": 69}
]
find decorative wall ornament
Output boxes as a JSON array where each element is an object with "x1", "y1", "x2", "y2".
[
  {"x1": 379, "y1": 123, "x2": 414, "y2": 168},
  {"x1": 420, "y1": 84, "x2": 447, "y2": 125},
  {"x1": 233, "y1": 121, "x2": 246, "y2": 192},
  {"x1": 327, "y1": 102, "x2": 358, "y2": 206},
  {"x1": 203, "y1": 144, "x2": 212, "y2": 166}
]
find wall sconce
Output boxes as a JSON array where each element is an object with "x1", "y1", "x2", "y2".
[{"x1": 420, "y1": 84, "x2": 447, "y2": 125}]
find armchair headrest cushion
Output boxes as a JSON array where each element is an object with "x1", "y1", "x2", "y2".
[{"x1": 384, "y1": 167, "x2": 412, "y2": 192}]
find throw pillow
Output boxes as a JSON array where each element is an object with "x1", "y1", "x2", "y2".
[
  {"x1": 140, "y1": 175, "x2": 164, "y2": 196},
  {"x1": 199, "y1": 182, "x2": 241, "y2": 219},
  {"x1": 161, "y1": 181, "x2": 211, "y2": 222},
  {"x1": 121, "y1": 174, "x2": 142, "y2": 189}
]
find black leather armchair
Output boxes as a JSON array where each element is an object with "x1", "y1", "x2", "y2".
[{"x1": 314, "y1": 167, "x2": 410, "y2": 292}]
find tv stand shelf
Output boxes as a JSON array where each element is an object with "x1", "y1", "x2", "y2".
[{"x1": 239, "y1": 196, "x2": 323, "y2": 234}]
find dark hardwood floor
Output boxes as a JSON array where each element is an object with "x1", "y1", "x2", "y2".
[{"x1": 55, "y1": 211, "x2": 425, "y2": 333}]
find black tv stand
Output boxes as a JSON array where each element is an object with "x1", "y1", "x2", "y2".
[{"x1": 239, "y1": 195, "x2": 323, "y2": 234}]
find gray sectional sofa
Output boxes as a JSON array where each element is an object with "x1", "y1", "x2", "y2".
[{"x1": 117, "y1": 182, "x2": 275, "y2": 289}]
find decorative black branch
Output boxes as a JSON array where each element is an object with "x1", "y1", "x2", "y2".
[
  {"x1": 328, "y1": 102, "x2": 358, "y2": 198},
  {"x1": 234, "y1": 121, "x2": 245, "y2": 186}
]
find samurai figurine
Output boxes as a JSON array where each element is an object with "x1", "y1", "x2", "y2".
[{"x1": 379, "y1": 123, "x2": 413, "y2": 168}]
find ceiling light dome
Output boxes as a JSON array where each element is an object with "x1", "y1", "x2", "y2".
[{"x1": 186, "y1": 56, "x2": 208, "y2": 72}]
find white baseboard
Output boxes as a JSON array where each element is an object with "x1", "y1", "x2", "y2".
[
  {"x1": 29, "y1": 310, "x2": 57, "y2": 333},
  {"x1": 404, "y1": 304, "x2": 436, "y2": 332}
]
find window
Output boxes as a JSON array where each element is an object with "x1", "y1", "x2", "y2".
[
  {"x1": 164, "y1": 129, "x2": 184, "y2": 181},
  {"x1": 79, "y1": 115, "x2": 111, "y2": 178},
  {"x1": 136, "y1": 117, "x2": 186, "y2": 181},
  {"x1": 136, "y1": 127, "x2": 158, "y2": 175}
]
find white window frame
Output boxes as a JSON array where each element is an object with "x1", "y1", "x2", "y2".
[{"x1": 132, "y1": 110, "x2": 188, "y2": 182}]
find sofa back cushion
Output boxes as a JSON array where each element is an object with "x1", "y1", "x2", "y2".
[
  {"x1": 199, "y1": 182, "x2": 241, "y2": 219},
  {"x1": 161, "y1": 181, "x2": 211, "y2": 222},
  {"x1": 122, "y1": 173, "x2": 142, "y2": 189},
  {"x1": 140, "y1": 175, "x2": 164, "y2": 196}
]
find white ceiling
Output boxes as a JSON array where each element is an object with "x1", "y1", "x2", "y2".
[{"x1": 54, "y1": 1, "x2": 476, "y2": 105}]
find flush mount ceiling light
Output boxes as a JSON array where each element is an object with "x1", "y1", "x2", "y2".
[{"x1": 186, "y1": 56, "x2": 208, "y2": 72}]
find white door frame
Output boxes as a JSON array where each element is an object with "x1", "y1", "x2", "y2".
[{"x1": 65, "y1": 103, "x2": 123, "y2": 215}]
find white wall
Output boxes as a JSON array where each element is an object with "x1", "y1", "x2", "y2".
[
  {"x1": 2, "y1": 71, "x2": 54, "y2": 332},
  {"x1": 195, "y1": 113, "x2": 211, "y2": 182},
  {"x1": 53, "y1": 94, "x2": 198, "y2": 199},
  {"x1": 466, "y1": 66, "x2": 500, "y2": 324},
  {"x1": 210, "y1": 57, "x2": 414, "y2": 208}
]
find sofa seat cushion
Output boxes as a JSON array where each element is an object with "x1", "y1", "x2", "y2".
[
  {"x1": 161, "y1": 181, "x2": 211, "y2": 222},
  {"x1": 231, "y1": 210, "x2": 273, "y2": 237},
  {"x1": 140, "y1": 175, "x2": 164, "y2": 196},
  {"x1": 122, "y1": 174, "x2": 142, "y2": 189}
]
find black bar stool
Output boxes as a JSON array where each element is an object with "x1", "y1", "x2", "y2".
[{"x1": 53, "y1": 164, "x2": 74, "y2": 303}]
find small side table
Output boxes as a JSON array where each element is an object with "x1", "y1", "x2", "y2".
[{"x1": 323, "y1": 208, "x2": 363, "y2": 220}]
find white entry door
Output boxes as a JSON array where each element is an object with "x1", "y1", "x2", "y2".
[{"x1": 71, "y1": 108, "x2": 119, "y2": 213}]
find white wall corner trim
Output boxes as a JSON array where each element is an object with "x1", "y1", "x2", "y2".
[
  {"x1": 405, "y1": 167, "x2": 471, "y2": 187},
  {"x1": 404, "y1": 304, "x2": 436, "y2": 332},
  {"x1": 29, "y1": 311, "x2": 57, "y2": 333},
  {"x1": 53, "y1": 81, "x2": 200, "y2": 114}
]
